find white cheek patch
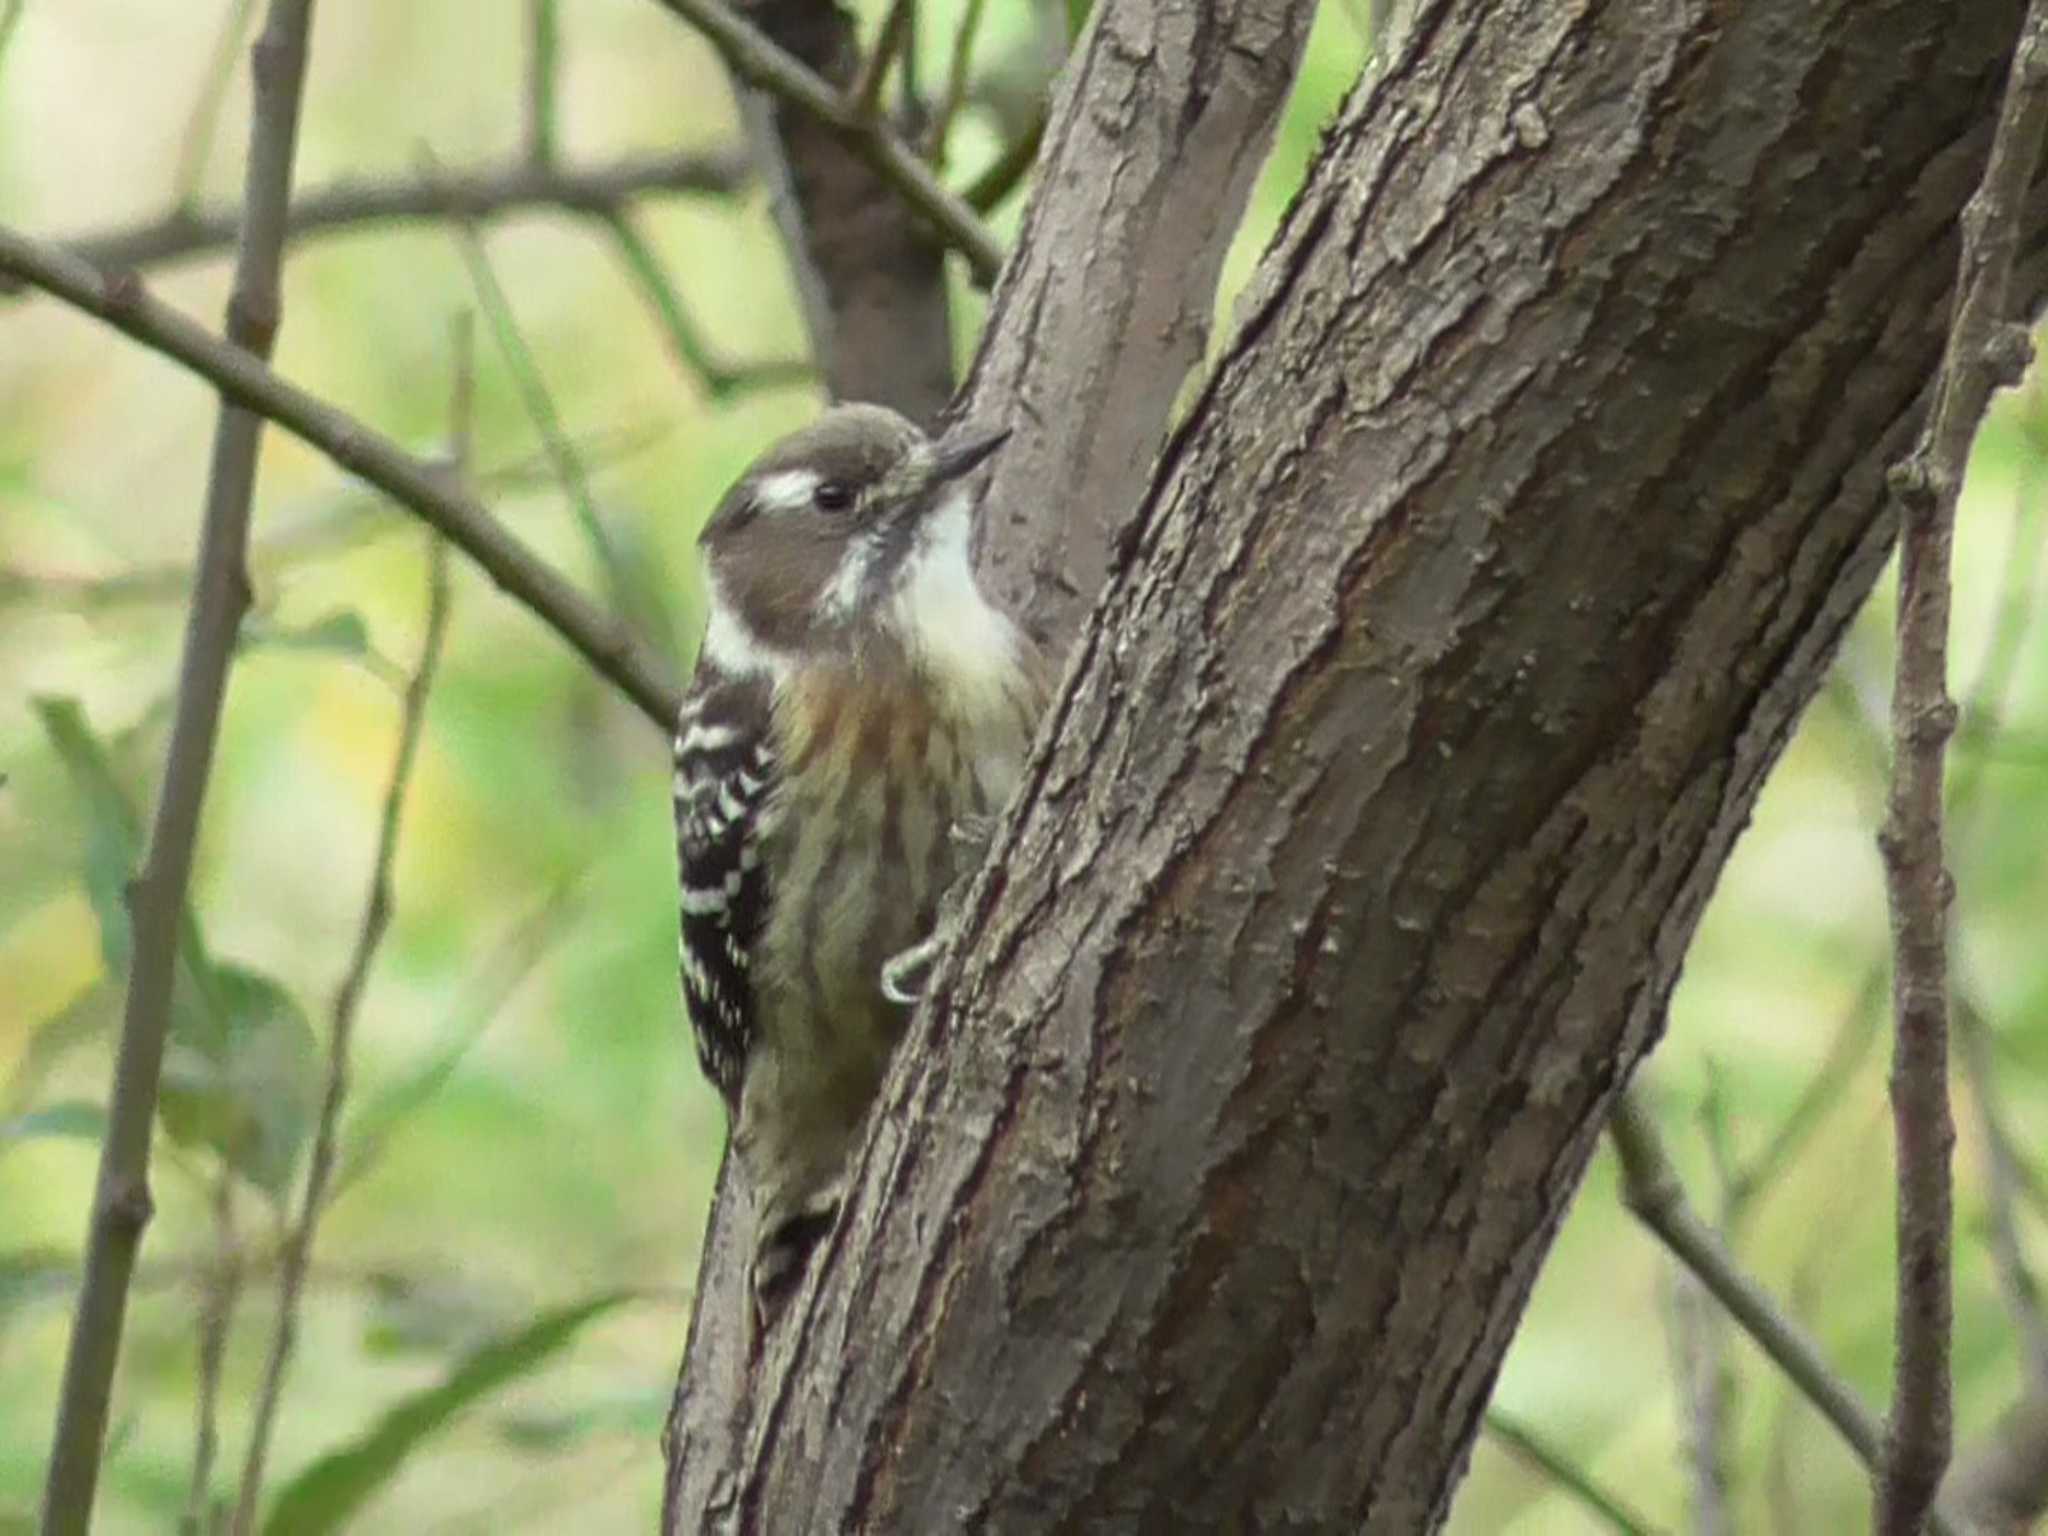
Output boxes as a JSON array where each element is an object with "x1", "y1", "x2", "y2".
[
  {"x1": 701, "y1": 573, "x2": 793, "y2": 680},
  {"x1": 753, "y1": 469, "x2": 820, "y2": 514}
]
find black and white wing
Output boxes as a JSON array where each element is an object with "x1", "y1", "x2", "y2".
[{"x1": 673, "y1": 672, "x2": 777, "y2": 1109}]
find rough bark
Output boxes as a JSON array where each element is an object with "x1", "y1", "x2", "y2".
[
  {"x1": 738, "y1": 0, "x2": 955, "y2": 422},
  {"x1": 666, "y1": 0, "x2": 2040, "y2": 1529}
]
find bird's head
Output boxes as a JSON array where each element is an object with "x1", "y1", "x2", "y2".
[{"x1": 696, "y1": 403, "x2": 1009, "y2": 663}]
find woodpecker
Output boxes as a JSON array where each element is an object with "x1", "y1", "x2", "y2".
[{"x1": 672, "y1": 403, "x2": 1049, "y2": 1320}]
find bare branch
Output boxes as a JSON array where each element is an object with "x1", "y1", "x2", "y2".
[
  {"x1": 960, "y1": 104, "x2": 1043, "y2": 213},
  {"x1": 646, "y1": 0, "x2": 1002, "y2": 282},
  {"x1": 230, "y1": 329, "x2": 463, "y2": 1536},
  {"x1": 38, "y1": 5, "x2": 317, "y2": 1533},
  {"x1": 718, "y1": 0, "x2": 953, "y2": 419},
  {"x1": 1957, "y1": 992, "x2": 2048, "y2": 1393},
  {"x1": 925, "y1": 0, "x2": 988, "y2": 164},
  {"x1": 1483, "y1": 1410, "x2": 1661, "y2": 1536},
  {"x1": 599, "y1": 210, "x2": 814, "y2": 399},
  {"x1": 0, "y1": 150, "x2": 747, "y2": 294},
  {"x1": 0, "y1": 224, "x2": 683, "y2": 730},
  {"x1": 1608, "y1": 1094, "x2": 1964, "y2": 1536},
  {"x1": 848, "y1": 0, "x2": 913, "y2": 120},
  {"x1": 1875, "y1": 8, "x2": 2048, "y2": 1530},
  {"x1": 1669, "y1": 1267, "x2": 1736, "y2": 1536},
  {"x1": 432, "y1": 167, "x2": 637, "y2": 628}
]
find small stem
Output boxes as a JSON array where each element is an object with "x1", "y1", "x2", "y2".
[
  {"x1": 228, "y1": 330, "x2": 464, "y2": 1536},
  {"x1": 37, "y1": 6, "x2": 318, "y2": 1532},
  {"x1": 181, "y1": 1168, "x2": 242, "y2": 1536},
  {"x1": 1608, "y1": 1093, "x2": 1964, "y2": 1536},
  {"x1": 926, "y1": 0, "x2": 987, "y2": 164},
  {"x1": 1873, "y1": 9, "x2": 2048, "y2": 1532},
  {"x1": 849, "y1": 0, "x2": 914, "y2": 120}
]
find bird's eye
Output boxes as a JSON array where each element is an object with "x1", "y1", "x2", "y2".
[{"x1": 814, "y1": 481, "x2": 855, "y2": 513}]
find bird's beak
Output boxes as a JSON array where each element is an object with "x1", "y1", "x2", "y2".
[{"x1": 929, "y1": 425, "x2": 1012, "y2": 485}]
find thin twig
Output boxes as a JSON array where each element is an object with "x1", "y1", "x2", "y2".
[
  {"x1": 181, "y1": 1167, "x2": 241, "y2": 1536},
  {"x1": 172, "y1": 0, "x2": 260, "y2": 205},
  {"x1": 600, "y1": 210, "x2": 812, "y2": 399},
  {"x1": 36, "y1": 8, "x2": 317, "y2": 1533},
  {"x1": 428, "y1": 154, "x2": 637, "y2": 627},
  {"x1": 229, "y1": 326, "x2": 464, "y2": 1536},
  {"x1": 1608, "y1": 1093, "x2": 1964, "y2": 1536},
  {"x1": 1482, "y1": 1409, "x2": 1661, "y2": 1536},
  {"x1": 1875, "y1": 10, "x2": 2048, "y2": 1532},
  {"x1": 327, "y1": 878, "x2": 583, "y2": 1204},
  {"x1": 1668, "y1": 1080, "x2": 1735, "y2": 1536},
  {"x1": 0, "y1": 224, "x2": 683, "y2": 729},
  {"x1": 0, "y1": 151, "x2": 746, "y2": 294},
  {"x1": 962, "y1": 104, "x2": 1045, "y2": 213},
  {"x1": 850, "y1": 0, "x2": 915, "y2": 120},
  {"x1": 646, "y1": 0, "x2": 1002, "y2": 283},
  {"x1": 926, "y1": 0, "x2": 988, "y2": 163},
  {"x1": 526, "y1": 0, "x2": 560, "y2": 169},
  {"x1": 1957, "y1": 991, "x2": 2048, "y2": 1392}
]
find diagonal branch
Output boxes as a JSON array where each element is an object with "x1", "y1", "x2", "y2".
[
  {"x1": 1875, "y1": 6, "x2": 2048, "y2": 1531},
  {"x1": 646, "y1": 0, "x2": 1001, "y2": 283},
  {"x1": 0, "y1": 224, "x2": 683, "y2": 730},
  {"x1": 37, "y1": 5, "x2": 318, "y2": 1533},
  {"x1": 0, "y1": 150, "x2": 747, "y2": 293},
  {"x1": 1608, "y1": 1095, "x2": 1963, "y2": 1536}
]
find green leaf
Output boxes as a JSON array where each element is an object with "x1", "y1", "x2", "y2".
[
  {"x1": 0, "y1": 1247, "x2": 80, "y2": 1329},
  {"x1": 160, "y1": 965, "x2": 320, "y2": 1200},
  {"x1": 261, "y1": 1292, "x2": 635, "y2": 1536},
  {"x1": 1, "y1": 984, "x2": 116, "y2": 1115},
  {"x1": 240, "y1": 609, "x2": 371, "y2": 661},
  {"x1": 30, "y1": 697, "x2": 225, "y2": 1036},
  {"x1": 31, "y1": 697, "x2": 142, "y2": 974},
  {"x1": 0, "y1": 1101, "x2": 105, "y2": 1145}
]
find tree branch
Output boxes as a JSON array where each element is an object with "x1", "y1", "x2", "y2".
[
  {"x1": 0, "y1": 150, "x2": 747, "y2": 293},
  {"x1": 38, "y1": 5, "x2": 317, "y2": 1532},
  {"x1": 960, "y1": 0, "x2": 1315, "y2": 649},
  {"x1": 712, "y1": 0, "x2": 954, "y2": 420},
  {"x1": 599, "y1": 210, "x2": 814, "y2": 399},
  {"x1": 1609, "y1": 1096, "x2": 1962, "y2": 1536},
  {"x1": 1875, "y1": 7, "x2": 2048, "y2": 1531},
  {"x1": 646, "y1": 0, "x2": 1001, "y2": 284},
  {"x1": 0, "y1": 225, "x2": 684, "y2": 731}
]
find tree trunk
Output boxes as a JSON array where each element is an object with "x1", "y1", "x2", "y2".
[{"x1": 665, "y1": 0, "x2": 2041, "y2": 1528}]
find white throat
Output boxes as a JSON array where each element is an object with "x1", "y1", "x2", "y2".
[{"x1": 891, "y1": 490, "x2": 1025, "y2": 713}]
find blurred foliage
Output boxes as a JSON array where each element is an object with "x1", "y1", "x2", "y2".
[{"x1": 0, "y1": 1, "x2": 2044, "y2": 1533}]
